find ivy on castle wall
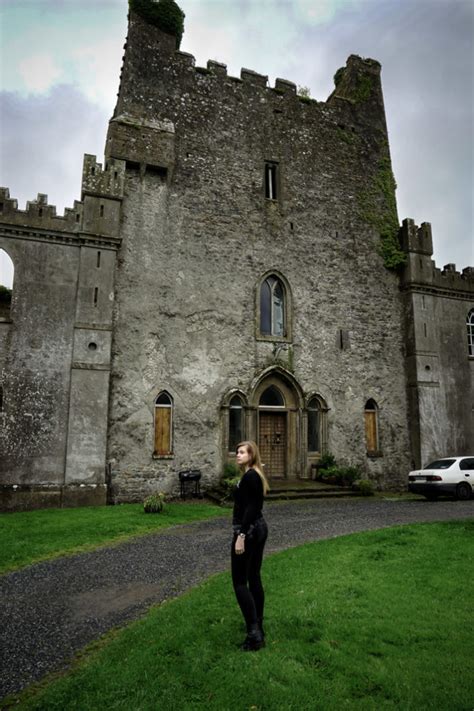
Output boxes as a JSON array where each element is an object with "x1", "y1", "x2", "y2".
[
  {"x1": 333, "y1": 67, "x2": 345, "y2": 87},
  {"x1": 129, "y1": 0, "x2": 185, "y2": 47},
  {"x1": 359, "y1": 156, "x2": 407, "y2": 270}
]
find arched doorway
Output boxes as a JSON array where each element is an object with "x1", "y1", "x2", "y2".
[{"x1": 250, "y1": 368, "x2": 303, "y2": 480}]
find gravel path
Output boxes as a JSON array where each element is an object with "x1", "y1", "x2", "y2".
[{"x1": 1, "y1": 497, "x2": 473, "y2": 699}]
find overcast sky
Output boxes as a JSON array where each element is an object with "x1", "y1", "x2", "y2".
[{"x1": 0, "y1": 0, "x2": 473, "y2": 287}]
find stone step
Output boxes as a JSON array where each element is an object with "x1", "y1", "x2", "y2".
[
  {"x1": 266, "y1": 488, "x2": 358, "y2": 500},
  {"x1": 206, "y1": 484, "x2": 360, "y2": 505}
]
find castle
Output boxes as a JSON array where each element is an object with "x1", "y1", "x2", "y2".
[{"x1": 0, "y1": 2, "x2": 473, "y2": 510}]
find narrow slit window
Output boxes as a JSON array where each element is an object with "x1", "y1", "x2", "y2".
[
  {"x1": 93, "y1": 287, "x2": 98, "y2": 306},
  {"x1": 100, "y1": 205, "x2": 104, "y2": 217},
  {"x1": 265, "y1": 162, "x2": 278, "y2": 200},
  {"x1": 97, "y1": 251, "x2": 101, "y2": 268}
]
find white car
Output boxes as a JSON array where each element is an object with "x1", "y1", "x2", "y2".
[{"x1": 408, "y1": 457, "x2": 474, "y2": 501}]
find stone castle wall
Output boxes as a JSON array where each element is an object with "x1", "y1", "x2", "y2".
[
  {"x1": 0, "y1": 158, "x2": 124, "y2": 510},
  {"x1": 105, "y1": 13, "x2": 412, "y2": 499},
  {"x1": 400, "y1": 219, "x2": 474, "y2": 467}
]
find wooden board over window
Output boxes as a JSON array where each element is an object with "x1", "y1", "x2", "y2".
[
  {"x1": 155, "y1": 407, "x2": 172, "y2": 455},
  {"x1": 364, "y1": 410, "x2": 377, "y2": 453}
]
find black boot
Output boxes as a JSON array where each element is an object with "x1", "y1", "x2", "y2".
[
  {"x1": 241, "y1": 624, "x2": 265, "y2": 652},
  {"x1": 257, "y1": 617, "x2": 265, "y2": 639}
]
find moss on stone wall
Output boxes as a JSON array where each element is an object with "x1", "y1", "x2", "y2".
[
  {"x1": 359, "y1": 156, "x2": 407, "y2": 270},
  {"x1": 333, "y1": 67, "x2": 345, "y2": 87},
  {"x1": 353, "y1": 74, "x2": 373, "y2": 103},
  {"x1": 129, "y1": 0, "x2": 185, "y2": 47}
]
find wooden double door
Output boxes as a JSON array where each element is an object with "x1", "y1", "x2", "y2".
[{"x1": 259, "y1": 412, "x2": 287, "y2": 479}]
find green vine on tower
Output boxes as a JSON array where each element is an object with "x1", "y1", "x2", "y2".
[
  {"x1": 358, "y1": 156, "x2": 407, "y2": 270},
  {"x1": 129, "y1": 0, "x2": 185, "y2": 48}
]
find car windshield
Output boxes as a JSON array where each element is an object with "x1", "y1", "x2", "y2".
[{"x1": 424, "y1": 459, "x2": 456, "y2": 470}]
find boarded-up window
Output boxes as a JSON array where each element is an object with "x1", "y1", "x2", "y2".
[
  {"x1": 364, "y1": 399, "x2": 378, "y2": 453},
  {"x1": 154, "y1": 391, "x2": 173, "y2": 456}
]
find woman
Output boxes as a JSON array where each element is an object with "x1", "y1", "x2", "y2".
[{"x1": 232, "y1": 440, "x2": 269, "y2": 651}]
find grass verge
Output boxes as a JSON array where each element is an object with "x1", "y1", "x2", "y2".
[
  {"x1": 11, "y1": 520, "x2": 474, "y2": 710},
  {"x1": 0, "y1": 502, "x2": 227, "y2": 574}
]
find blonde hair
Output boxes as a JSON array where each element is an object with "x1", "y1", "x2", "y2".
[{"x1": 236, "y1": 440, "x2": 270, "y2": 495}]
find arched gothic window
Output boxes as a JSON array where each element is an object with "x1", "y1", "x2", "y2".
[
  {"x1": 307, "y1": 397, "x2": 322, "y2": 452},
  {"x1": 260, "y1": 385, "x2": 284, "y2": 407},
  {"x1": 0, "y1": 249, "x2": 14, "y2": 320},
  {"x1": 467, "y1": 309, "x2": 474, "y2": 356},
  {"x1": 229, "y1": 395, "x2": 244, "y2": 451},
  {"x1": 154, "y1": 391, "x2": 173, "y2": 456},
  {"x1": 364, "y1": 399, "x2": 379, "y2": 454},
  {"x1": 260, "y1": 275, "x2": 286, "y2": 337}
]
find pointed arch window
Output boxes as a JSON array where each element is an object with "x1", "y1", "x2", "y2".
[
  {"x1": 0, "y1": 249, "x2": 14, "y2": 320},
  {"x1": 467, "y1": 309, "x2": 474, "y2": 356},
  {"x1": 364, "y1": 399, "x2": 379, "y2": 454},
  {"x1": 260, "y1": 385, "x2": 284, "y2": 407},
  {"x1": 307, "y1": 397, "x2": 322, "y2": 452},
  {"x1": 154, "y1": 391, "x2": 173, "y2": 456},
  {"x1": 229, "y1": 395, "x2": 244, "y2": 451},
  {"x1": 260, "y1": 275, "x2": 286, "y2": 337}
]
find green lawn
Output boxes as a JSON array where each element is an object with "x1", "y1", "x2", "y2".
[
  {"x1": 0, "y1": 502, "x2": 227, "y2": 574},
  {"x1": 13, "y1": 520, "x2": 474, "y2": 710}
]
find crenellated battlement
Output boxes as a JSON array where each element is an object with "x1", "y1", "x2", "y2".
[
  {"x1": 400, "y1": 218, "x2": 474, "y2": 296},
  {"x1": 113, "y1": 10, "x2": 384, "y2": 136},
  {"x1": 0, "y1": 155, "x2": 125, "y2": 241},
  {"x1": 82, "y1": 155, "x2": 125, "y2": 200},
  {"x1": 0, "y1": 186, "x2": 84, "y2": 232}
]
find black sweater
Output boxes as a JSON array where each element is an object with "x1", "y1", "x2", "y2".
[{"x1": 232, "y1": 468, "x2": 264, "y2": 535}]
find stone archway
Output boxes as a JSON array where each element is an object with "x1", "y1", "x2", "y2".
[{"x1": 249, "y1": 368, "x2": 304, "y2": 480}]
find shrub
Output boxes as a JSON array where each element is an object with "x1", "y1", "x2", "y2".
[
  {"x1": 223, "y1": 462, "x2": 240, "y2": 480},
  {"x1": 354, "y1": 479, "x2": 374, "y2": 496},
  {"x1": 317, "y1": 454, "x2": 362, "y2": 487},
  {"x1": 143, "y1": 492, "x2": 166, "y2": 513},
  {"x1": 129, "y1": 0, "x2": 185, "y2": 48},
  {"x1": 318, "y1": 452, "x2": 336, "y2": 470}
]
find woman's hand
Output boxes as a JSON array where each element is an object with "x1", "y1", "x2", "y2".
[{"x1": 235, "y1": 535, "x2": 245, "y2": 555}]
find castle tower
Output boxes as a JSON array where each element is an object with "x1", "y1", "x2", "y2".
[{"x1": 104, "y1": 2, "x2": 412, "y2": 499}]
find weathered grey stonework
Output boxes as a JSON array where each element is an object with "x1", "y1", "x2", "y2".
[
  {"x1": 399, "y1": 219, "x2": 474, "y2": 467},
  {"x1": 0, "y1": 158, "x2": 124, "y2": 510},
  {"x1": 0, "y1": 8, "x2": 472, "y2": 510}
]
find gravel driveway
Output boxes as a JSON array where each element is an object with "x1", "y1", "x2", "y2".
[{"x1": 1, "y1": 497, "x2": 472, "y2": 699}]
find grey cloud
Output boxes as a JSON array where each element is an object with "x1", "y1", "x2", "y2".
[{"x1": 0, "y1": 85, "x2": 110, "y2": 212}]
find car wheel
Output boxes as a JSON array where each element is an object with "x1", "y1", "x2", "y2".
[
  {"x1": 424, "y1": 493, "x2": 438, "y2": 501},
  {"x1": 455, "y1": 482, "x2": 472, "y2": 501}
]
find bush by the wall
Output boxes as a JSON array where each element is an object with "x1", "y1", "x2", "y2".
[{"x1": 143, "y1": 492, "x2": 166, "y2": 513}]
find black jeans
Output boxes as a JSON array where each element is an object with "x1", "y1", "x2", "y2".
[{"x1": 231, "y1": 519, "x2": 268, "y2": 630}]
